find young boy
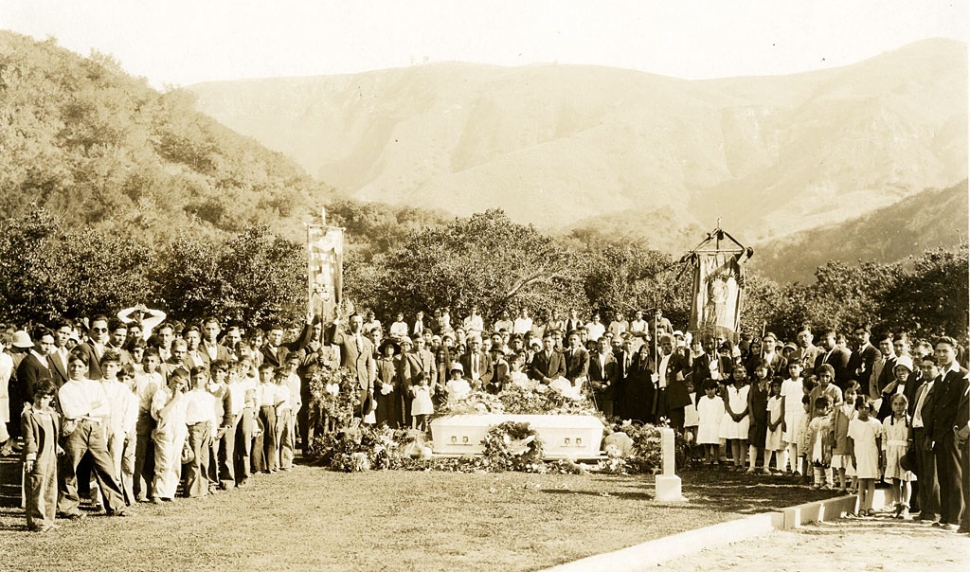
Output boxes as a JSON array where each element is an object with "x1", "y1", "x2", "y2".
[
  {"x1": 133, "y1": 348, "x2": 163, "y2": 502},
  {"x1": 182, "y1": 366, "x2": 216, "y2": 497},
  {"x1": 807, "y1": 396, "x2": 834, "y2": 489},
  {"x1": 230, "y1": 358, "x2": 258, "y2": 486},
  {"x1": 207, "y1": 360, "x2": 234, "y2": 492},
  {"x1": 278, "y1": 355, "x2": 302, "y2": 470},
  {"x1": 22, "y1": 382, "x2": 61, "y2": 532},
  {"x1": 254, "y1": 363, "x2": 282, "y2": 473}
]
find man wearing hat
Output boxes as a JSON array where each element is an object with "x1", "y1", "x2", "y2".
[
  {"x1": 330, "y1": 314, "x2": 376, "y2": 417},
  {"x1": 0, "y1": 331, "x2": 26, "y2": 454}
]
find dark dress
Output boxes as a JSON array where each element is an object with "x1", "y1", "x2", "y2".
[
  {"x1": 375, "y1": 358, "x2": 402, "y2": 428},
  {"x1": 619, "y1": 351, "x2": 655, "y2": 424},
  {"x1": 747, "y1": 380, "x2": 769, "y2": 446}
]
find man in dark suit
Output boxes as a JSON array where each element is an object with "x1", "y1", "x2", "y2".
[
  {"x1": 924, "y1": 336, "x2": 969, "y2": 531},
  {"x1": 954, "y1": 375, "x2": 969, "y2": 534},
  {"x1": 13, "y1": 327, "x2": 54, "y2": 420},
  {"x1": 459, "y1": 336, "x2": 492, "y2": 390},
  {"x1": 913, "y1": 355, "x2": 941, "y2": 523},
  {"x1": 330, "y1": 313, "x2": 375, "y2": 417},
  {"x1": 691, "y1": 336, "x2": 728, "y2": 383},
  {"x1": 261, "y1": 314, "x2": 314, "y2": 369},
  {"x1": 563, "y1": 330, "x2": 590, "y2": 386},
  {"x1": 49, "y1": 319, "x2": 75, "y2": 387},
  {"x1": 871, "y1": 333, "x2": 898, "y2": 400},
  {"x1": 72, "y1": 314, "x2": 112, "y2": 381},
  {"x1": 814, "y1": 329, "x2": 852, "y2": 390},
  {"x1": 659, "y1": 334, "x2": 692, "y2": 430},
  {"x1": 587, "y1": 337, "x2": 618, "y2": 417},
  {"x1": 200, "y1": 317, "x2": 233, "y2": 365},
  {"x1": 849, "y1": 324, "x2": 881, "y2": 393},
  {"x1": 789, "y1": 325, "x2": 822, "y2": 375},
  {"x1": 530, "y1": 332, "x2": 566, "y2": 383}
]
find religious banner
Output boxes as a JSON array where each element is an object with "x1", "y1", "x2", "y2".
[
  {"x1": 683, "y1": 226, "x2": 752, "y2": 342},
  {"x1": 688, "y1": 251, "x2": 746, "y2": 341},
  {"x1": 307, "y1": 222, "x2": 344, "y2": 323}
]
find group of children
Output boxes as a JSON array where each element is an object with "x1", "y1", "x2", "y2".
[
  {"x1": 685, "y1": 358, "x2": 917, "y2": 517},
  {"x1": 21, "y1": 348, "x2": 303, "y2": 532}
]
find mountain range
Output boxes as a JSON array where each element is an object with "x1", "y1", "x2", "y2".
[{"x1": 189, "y1": 38, "x2": 968, "y2": 278}]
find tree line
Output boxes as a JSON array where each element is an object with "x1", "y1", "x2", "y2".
[{"x1": 1, "y1": 207, "x2": 965, "y2": 344}]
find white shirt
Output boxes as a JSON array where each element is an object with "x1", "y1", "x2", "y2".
[
  {"x1": 512, "y1": 317, "x2": 533, "y2": 335},
  {"x1": 101, "y1": 378, "x2": 137, "y2": 435},
  {"x1": 286, "y1": 373, "x2": 302, "y2": 413},
  {"x1": 389, "y1": 321, "x2": 409, "y2": 338},
  {"x1": 658, "y1": 354, "x2": 671, "y2": 389},
  {"x1": 257, "y1": 381, "x2": 280, "y2": 407},
  {"x1": 59, "y1": 378, "x2": 111, "y2": 421},
  {"x1": 228, "y1": 377, "x2": 255, "y2": 415},
  {"x1": 135, "y1": 372, "x2": 164, "y2": 413},
  {"x1": 183, "y1": 388, "x2": 216, "y2": 426},
  {"x1": 585, "y1": 322, "x2": 605, "y2": 342},
  {"x1": 913, "y1": 379, "x2": 935, "y2": 428},
  {"x1": 276, "y1": 383, "x2": 292, "y2": 413},
  {"x1": 464, "y1": 315, "x2": 484, "y2": 334}
]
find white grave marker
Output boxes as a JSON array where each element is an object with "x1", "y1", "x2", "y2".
[{"x1": 654, "y1": 427, "x2": 686, "y2": 502}]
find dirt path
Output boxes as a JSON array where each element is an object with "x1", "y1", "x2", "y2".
[{"x1": 657, "y1": 515, "x2": 969, "y2": 572}]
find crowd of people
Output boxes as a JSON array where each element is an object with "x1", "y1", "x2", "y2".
[{"x1": 2, "y1": 303, "x2": 968, "y2": 536}]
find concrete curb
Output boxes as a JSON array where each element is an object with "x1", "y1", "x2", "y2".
[{"x1": 541, "y1": 490, "x2": 886, "y2": 571}]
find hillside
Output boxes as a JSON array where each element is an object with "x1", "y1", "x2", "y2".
[
  {"x1": 190, "y1": 39, "x2": 967, "y2": 257},
  {"x1": 0, "y1": 31, "x2": 331, "y2": 242},
  {"x1": 751, "y1": 180, "x2": 969, "y2": 283}
]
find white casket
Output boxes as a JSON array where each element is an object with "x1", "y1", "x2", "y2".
[{"x1": 430, "y1": 414, "x2": 605, "y2": 460}]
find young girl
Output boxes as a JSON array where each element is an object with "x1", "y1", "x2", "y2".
[
  {"x1": 797, "y1": 394, "x2": 813, "y2": 484},
  {"x1": 882, "y1": 393, "x2": 915, "y2": 519},
  {"x1": 410, "y1": 372, "x2": 434, "y2": 431},
  {"x1": 719, "y1": 367, "x2": 750, "y2": 470},
  {"x1": 683, "y1": 380, "x2": 700, "y2": 461},
  {"x1": 21, "y1": 382, "x2": 60, "y2": 532},
  {"x1": 764, "y1": 378, "x2": 786, "y2": 474},
  {"x1": 781, "y1": 361, "x2": 805, "y2": 475},
  {"x1": 807, "y1": 396, "x2": 834, "y2": 489},
  {"x1": 696, "y1": 379, "x2": 724, "y2": 465},
  {"x1": 830, "y1": 381, "x2": 860, "y2": 493},
  {"x1": 746, "y1": 360, "x2": 771, "y2": 474},
  {"x1": 151, "y1": 368, "x2": 189, "y2": 502},
  {"x1": 848, "y1": 398, "x2": 883, "y2": 516}
]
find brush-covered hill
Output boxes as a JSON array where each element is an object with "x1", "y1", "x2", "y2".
[
  {"x1": 190, "y1": 38, "x2": 967, "y2": 259},
  {"x1": 0, "y1": 31, "x2": 335, "y2": 242},
  {"x1": 751, "y1": 179, "x2": 969, "y2": 283}
]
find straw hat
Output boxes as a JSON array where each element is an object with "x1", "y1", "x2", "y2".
[{"x1": 11, "y1": 330, "x2": 32, "y2": 349}]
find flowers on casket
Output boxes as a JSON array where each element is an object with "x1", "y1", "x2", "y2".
[
  {"x1": 548, "y1": 377, "x2": 583, "y2": 400},
  {"x1": 379, "y1": 382, "x2": 394, "y2": 396},
  {"x1": 510, "y1": 372, "x2": 537, "y2": 392},
  {"x1": 325, "y1": 382, "x2": 340, "y2": 396},
  {"x1": 445, "y1": 378, "x2": 472, "y2": 400}
]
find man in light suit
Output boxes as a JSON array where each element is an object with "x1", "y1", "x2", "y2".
[
  {"x1": 331, "y1": 314, "x2": 376, "y2": 417},
  {"x1": 924, "y1": 336, "x2": 969, "y2": 531},
  {"x1": 789, "y1": 324, "x2": 821, "y2": 375},
  {"x1": 530, "y1": 332, "x2": 565, "y2": 383}
]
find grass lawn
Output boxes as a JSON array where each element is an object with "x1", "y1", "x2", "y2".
[{"x1": 0, "y1": 457, "x2": 837, "y2": 572}]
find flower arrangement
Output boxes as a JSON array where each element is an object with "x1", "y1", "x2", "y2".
[{"x1": 480, "y1": 421, "x2": 544, "y2": 473}]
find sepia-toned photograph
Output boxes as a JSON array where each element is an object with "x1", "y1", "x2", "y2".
[{"x1": 0, "y1": 1, "x2": 967, "y2": 570}]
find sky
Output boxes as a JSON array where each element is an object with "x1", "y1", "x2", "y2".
[{"x1": 5, "y1": 0, "x2": 968, "y2": 87}]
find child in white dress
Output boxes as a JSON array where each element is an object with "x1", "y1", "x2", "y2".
[
  {"x1": 696, "y1": 380, "x2": 725, "y2": 465},
  {"x1": 719, "y1": 368, "x2": 750, "y2": 470},
  {"x1": 411, "y1": 373, "x2": 434, "y2": 431},
  {"x1": 684, "y1": 380, "x2": 700, "y2": 459},
  {"x1": 882, "y1": 394, "x2": 915, "y2": 519},
  {"x1": 848, "y1": 399, "x2": 883, "y2": 516},
  {"x1": 764, "y1": 378, "x2": 786, "y2": 473},
  {"x1": 780, "y1": 361, "x2": 805, "y2": 475}
]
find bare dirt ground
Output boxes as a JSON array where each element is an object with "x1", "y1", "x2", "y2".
[{"x1": 657, "y1": 515, "x2": 969, "y2": 572}]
